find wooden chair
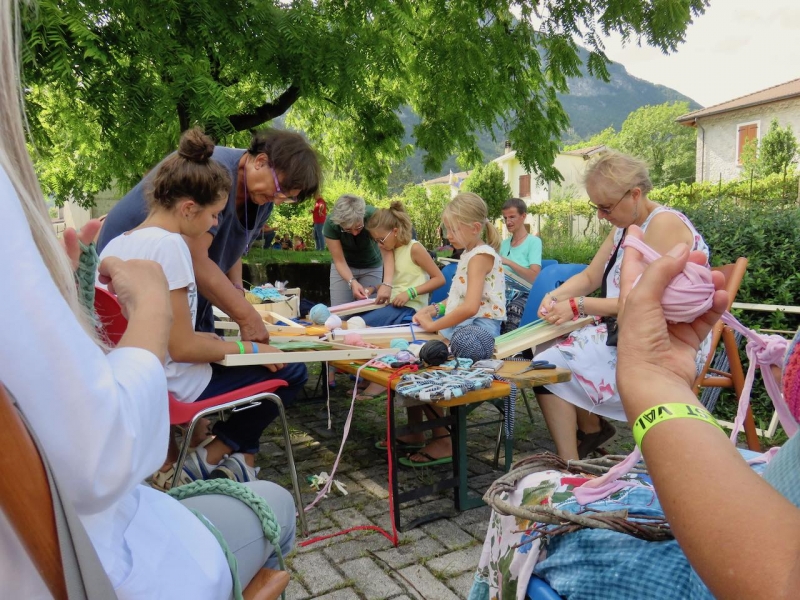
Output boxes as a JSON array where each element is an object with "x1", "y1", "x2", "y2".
[
  {"x1": 691, "y1": 257, "x2": 761, "y2": 450},
  {"x1": 0, "y1": 383, "x2": 290, "y2": 600}
]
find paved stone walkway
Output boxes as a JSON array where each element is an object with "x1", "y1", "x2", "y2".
[{"x1": 254, "y1": 364, "x2": 634, "y2": 599}]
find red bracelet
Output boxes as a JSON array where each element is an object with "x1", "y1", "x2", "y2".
[{"x1": 568, "y1": 297, "x2": 579, "y2": 320}]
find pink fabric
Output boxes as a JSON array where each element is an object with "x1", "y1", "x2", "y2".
[
  {"x1": 719, "y1": 312, "x2": 795, "y2": 439},
  {"x1": 571, "y1": 235, "x2": 796, "y2": 505},
  {"x1": 573, "y1": 448, "x2": 644, "y2": 504},
  {"x1": 621, "y1": 235, "x2": 715, "y2": 323}
]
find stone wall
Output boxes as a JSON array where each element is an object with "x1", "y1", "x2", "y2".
[{"x1": 696, "y1": 99, "x2": 800, "y2": 182}]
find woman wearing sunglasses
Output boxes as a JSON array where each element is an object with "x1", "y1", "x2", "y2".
[
  {"x1": 532, "y1": 150, "x2": 711, "y2": 461},
  {"x1": 98, "y1": 128, "x2": 321, "y2": 344}
]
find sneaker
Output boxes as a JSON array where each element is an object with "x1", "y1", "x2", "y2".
[
  {"x1": 180, "y1": 445, "x2": 220, "y2": 482},
  {"x1": 209, "y1": 453, "x2": 259, "y2": 482}
]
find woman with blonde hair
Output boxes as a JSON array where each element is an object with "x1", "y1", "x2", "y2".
[
  {"x1": 0, "y1": 0, "x2": 294, "y2": 596},
  {"x1": 532, "y1": 150, "x2": 711, "y2": 460}
]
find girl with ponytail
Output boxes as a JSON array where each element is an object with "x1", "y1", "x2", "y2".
[
  {"x1": 99, "y1": 127, "x2": 308, "y2": 488},
  {"x1": 399, "y1": 193, "x2": 506, "y2": 467},
  {"x1": 413, "y1": 192, "x2": 506, "y2": 339}
]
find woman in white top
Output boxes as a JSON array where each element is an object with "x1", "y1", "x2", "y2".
[
  {"x1": 0, "y1": 3, "x2": 294, "y2": 595},
  {"x1": 99, "y1": 128, "x2": 308, "y2": 487}
]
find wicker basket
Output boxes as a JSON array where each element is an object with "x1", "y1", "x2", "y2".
[{"x1": 483, "y1": 452, "x2": 673, "y2": 542}]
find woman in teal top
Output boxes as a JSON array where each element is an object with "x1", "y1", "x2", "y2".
[{"x1": 499, "y1": 197, "x2": 542, "y2": 331}]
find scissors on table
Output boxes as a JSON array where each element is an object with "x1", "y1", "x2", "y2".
[{"x1": 514, "y1": 359, "x2": 557, "y2": 375}]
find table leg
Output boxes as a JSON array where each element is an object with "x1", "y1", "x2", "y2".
[{"x1": 388, "y1": 390, "x2": 401, "y2": 533}]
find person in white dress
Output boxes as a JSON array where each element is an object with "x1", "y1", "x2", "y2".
[
  {"x1": 0, "y1": 3, "x2": 294, "y2": 596},
  {"x1": 533, "y1": 151, "x2": 711, "y2": 460}
]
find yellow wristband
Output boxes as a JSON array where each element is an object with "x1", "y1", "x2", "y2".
[{"x1": 632, "y1": 403, "x2": 724, "y2": 448}]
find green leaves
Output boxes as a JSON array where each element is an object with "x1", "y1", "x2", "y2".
[
  {"x1": 23, "y1": 0, "x2": 707, "y2": 206},
  {"x1": 461, "y1": 162, "x2": 512, "y2": 220}
]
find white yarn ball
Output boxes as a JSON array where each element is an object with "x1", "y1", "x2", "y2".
[
  {"x1": 324, "y1": 314, "x2": 342, "y2": 330},
  {"x1": 347, "y1": 316, "x2": 367, "y2": 330}
]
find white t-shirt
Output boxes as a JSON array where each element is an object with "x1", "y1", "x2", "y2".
[
  {"x1": 0, "y1": 168, "x2": 230, "y2": 598},
  {"x1": 99, "y1": 227, "x2": 212, "y2": 402}
]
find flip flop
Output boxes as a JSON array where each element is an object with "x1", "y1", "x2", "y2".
[
  {"x1": 355, "y1": 391, "x2": 387, "y2": 401},
  {"x1": 398, "y1": 451, "x2": 453, "y2": 468},
  {"x1": 374, "y1": 439, "x2": 426, "y2": 451},
  {"x1": 577, "y1": 417, "x2": 617, "y2": 459}
]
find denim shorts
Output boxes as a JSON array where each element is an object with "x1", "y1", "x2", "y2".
[{"x1": 440, "y1": 317, "x2": 502, "y2": 341}]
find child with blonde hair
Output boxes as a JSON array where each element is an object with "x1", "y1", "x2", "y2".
[
  {"x1": 353, "y1": 201, "x2": 445, "y2": 405},
  {"x1": 399, "y1": 192, "x2": 506, "y2": 467},
  {"x1": 413, "y1": 192, "x2": 506, "y2": 338},
  {"x1": 362, "y1": 201, "x2": 445, "y2": 327}
]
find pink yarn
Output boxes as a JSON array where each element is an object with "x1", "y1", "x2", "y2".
[
  {"x1": 572, "y1": 236, "x2": 797, "y2": 505},
  {"x1": 622, "y1": 235, "x2": 715, "y2": 323},
  {"x1": 344, "y1": 333, "x2": 366, "y2": 346}
]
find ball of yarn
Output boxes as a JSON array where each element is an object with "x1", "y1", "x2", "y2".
[
  {"x1": 450, "y1": 326, "x2": 495, "y2": 362},
  {"x1": 407, "y1": 343, "x2": 423, "y2": 358},
  {"x1": 344, "y1": 333, "x2": 365, "y2": 347},
  {"x1": 309, "y1": 303, "x2": 331, "y2": 325},
  {"x1": 390, "y1": 338, "x2": 410, "y2": 351},
  {"x1": 347, "y1": 316, "x2": 367, "y2": 330},
  {"x1": 419, "y1": 340, "x2": 449, "y2": 366},
  {"x1": 324, "y1": 314, "x2": 342, "y2": 331}
]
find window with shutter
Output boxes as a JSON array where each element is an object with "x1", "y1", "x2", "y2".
[
  {"x1": 519, "y1": 174, "x2": 531, "y2": 198},
  {"x1": 736, "y1": 122, "x2": 759, "y2": 165}
]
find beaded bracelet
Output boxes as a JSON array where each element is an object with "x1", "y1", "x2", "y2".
[
  {"x1": 578, "y1": 296, "x2": 586, "y2": 318},
  {"x1": 568, "y1": 297, "x2": 579, "y2": 320}
]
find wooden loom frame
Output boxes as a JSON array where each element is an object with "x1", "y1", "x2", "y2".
[
  {"x1": 493, "y1": 317, "x2": 593, "y2": 359},
  {"x1": 328, "y1": 298, "x2": 383, "y2": 317},
  {"x1": 217, "y1": 336, "x2": 395, "y2": 366}
]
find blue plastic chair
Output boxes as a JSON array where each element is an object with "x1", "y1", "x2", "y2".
[
  {"x1": 527, "y1": 575, "x2": 564, "y2": 600},
  {"x1": 430, "y1": 262, "x2": 456, "y2": 304},
  {"x1": 519, "y1": 263, "x2": 588, "y2": 327},
  {"x1": 541, "y1": 258, "x2": 558, "y2": 270}
]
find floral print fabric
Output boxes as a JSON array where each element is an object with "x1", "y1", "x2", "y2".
[
  {"x1": 536, "y1": 207, "x2": 711, "y2": 421},
  {"x1": 446, "y1": 244, "x2": 507, "y2": 321}
]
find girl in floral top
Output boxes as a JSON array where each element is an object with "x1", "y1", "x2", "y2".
[
  {"x1": 414, "y1": 192, "x2": 506, "y2": 339},
  {"x1": 404, "y1": 193, "x2": 506, "y2": 467}
]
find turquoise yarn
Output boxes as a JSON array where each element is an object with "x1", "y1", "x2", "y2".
[
  {"x1": 168, "y1": 479, "x2": 286, "y2": 600},
  {"x1": 390, "y1": 338, "x2": 410, "y2": 351},
  {"x1": 309, "y1": 303, "x2": 331, "y2": 325}
]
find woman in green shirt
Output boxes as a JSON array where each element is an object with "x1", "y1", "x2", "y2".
[
  {"x1": 323, "y1": 194, "x2": 394, "y2": 306},
  {"x1": 499, "y1": 197, "x2": 542, "y2": 332}
]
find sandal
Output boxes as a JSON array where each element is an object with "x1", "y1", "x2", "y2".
[
  {"x1": 149, "y1": 464, "x2": 193, "y2": 492},
  {"x1": 374, "y1": 439, "x2": 426, "y2": 451},
  {"x1": 355, "y1": 391, "x2": 387, "y2": 401},
  {"x1": 398, "y1": 451, "x2": 453, "y2": 468},
  {"x1": 577, "y1": 417, "x2": 617, "y2": 459}
]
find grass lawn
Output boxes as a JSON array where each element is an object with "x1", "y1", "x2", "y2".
[{"x1": 243, "y1": 248, "x2": 331, "y2": 265}]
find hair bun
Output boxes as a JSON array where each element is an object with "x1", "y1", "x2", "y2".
[{"x1": 177, "y1": 128, "x2": 215, "y2": 163}]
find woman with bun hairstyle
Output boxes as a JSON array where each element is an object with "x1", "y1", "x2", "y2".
[
  {"x1": 98, "y1": 127, "x2": 321, "y2": 345},
  {"x1": 99, "y1": 128, "x2": 308, "y2": 488}
]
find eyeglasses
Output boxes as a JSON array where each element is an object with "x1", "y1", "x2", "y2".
[
  {"x1": 270, "y1": 167, "x2": 298, "y2": 204},
  {"x1": 588, "y1": 189, "x2": 630, "y2": 216},
  {"x1": 375, "y1": 230, "x2": 395, "y2": 246},
  {"x1": 345, "y1": 223, "x2": 364, "y2": 234}
]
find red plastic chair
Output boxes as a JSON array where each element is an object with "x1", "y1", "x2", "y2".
[{"x1": 94, "y1": 287, "x2": 307, "y2": 534}]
